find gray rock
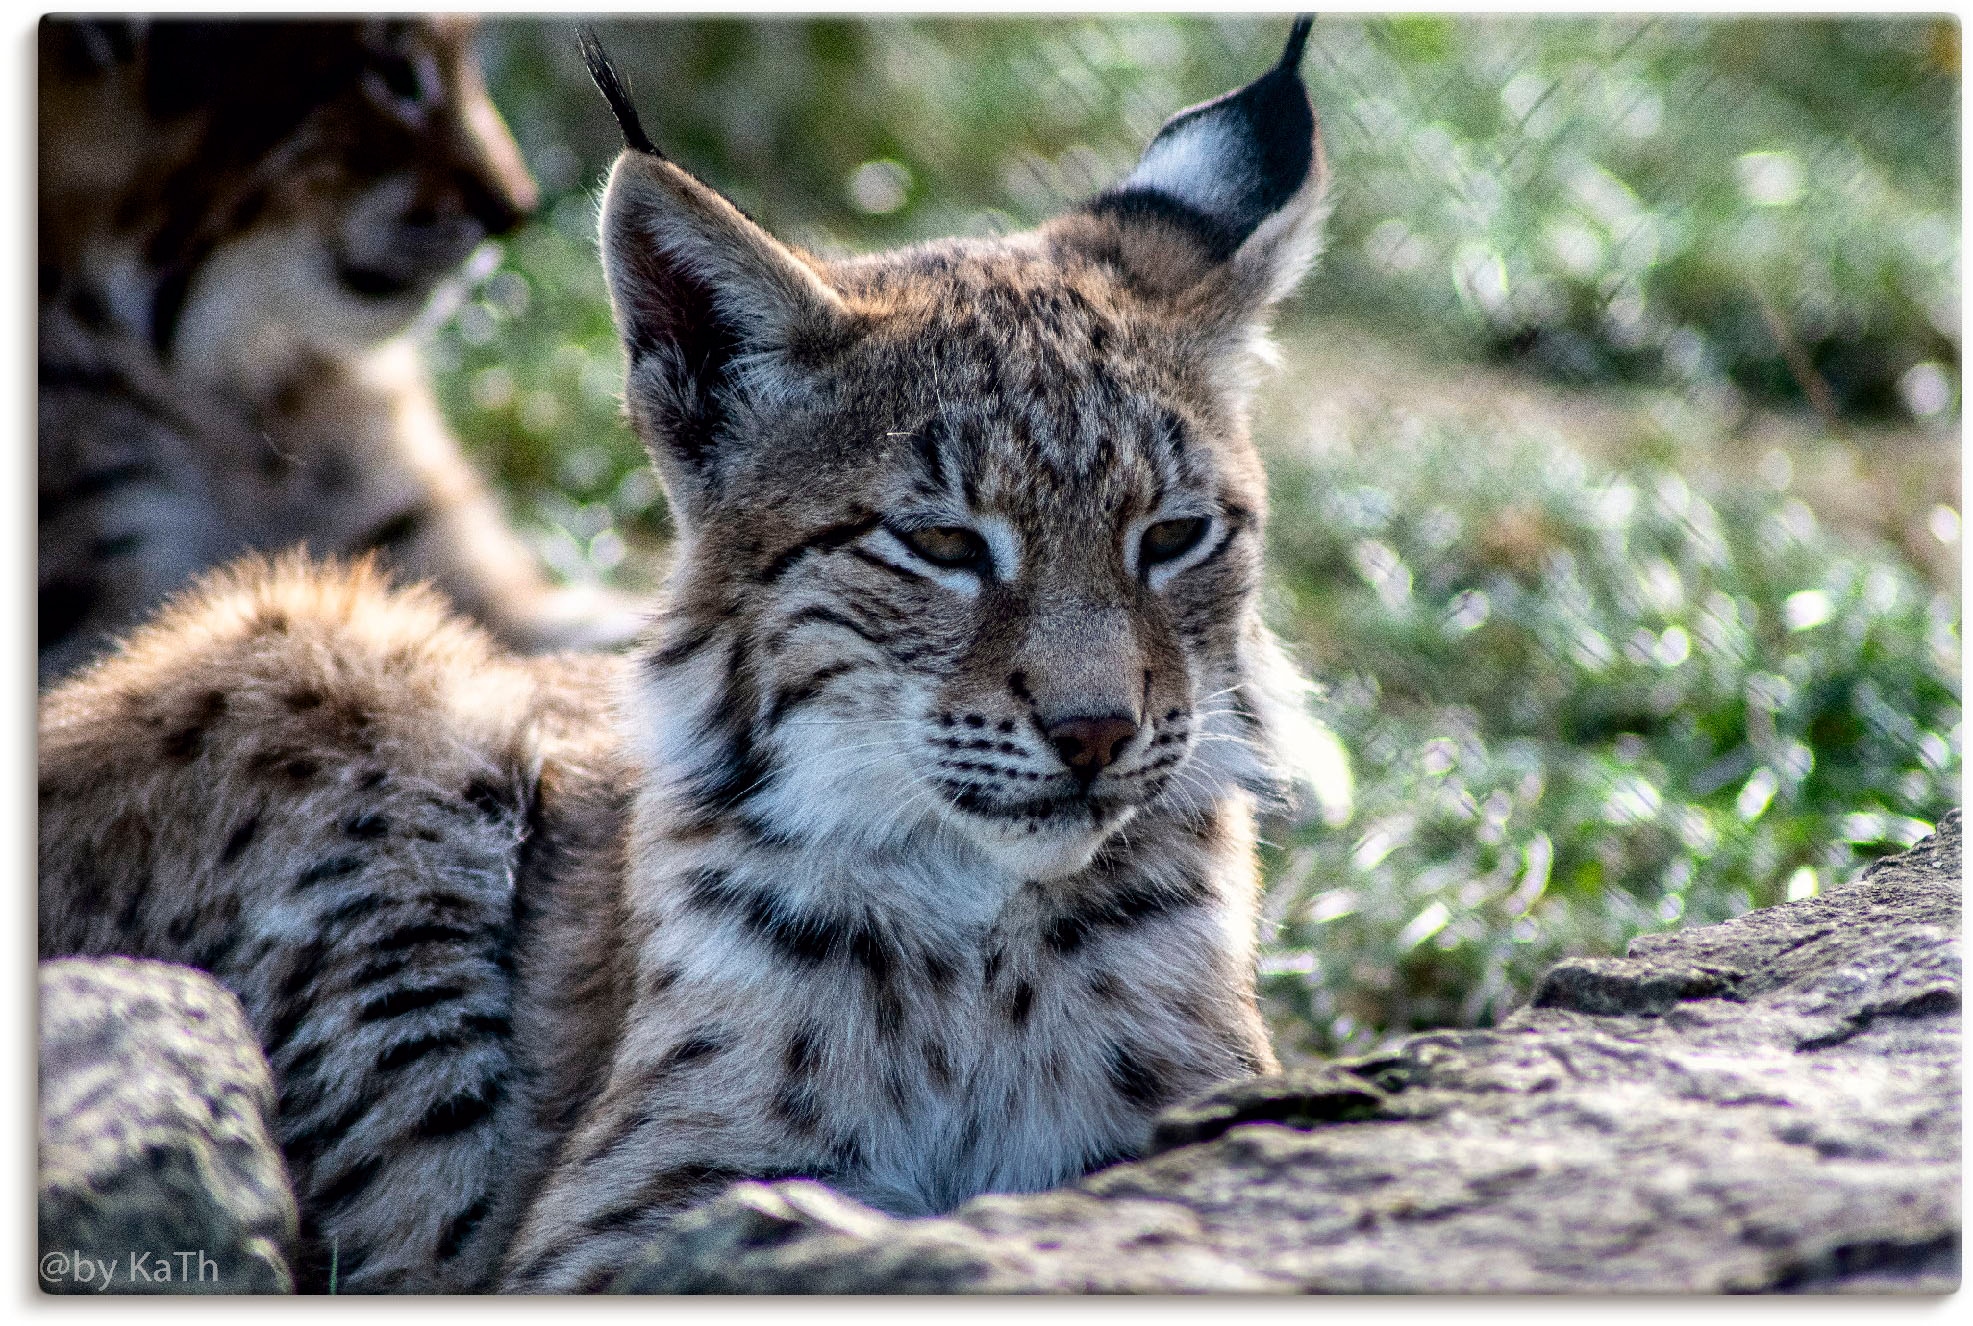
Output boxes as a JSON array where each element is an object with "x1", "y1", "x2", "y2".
[
  {"x1": 617, "y1": 812, "x2": 1961, "y2": 1294},
  {"x1": 39, "y1": 957, "x2": 297, "y2": 1295}
]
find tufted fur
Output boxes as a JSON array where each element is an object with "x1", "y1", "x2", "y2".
[{"x1": 40, "y1": 21, "x2": 1328, "y2": 1293}]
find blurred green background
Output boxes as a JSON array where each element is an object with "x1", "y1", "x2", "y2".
[{"x1": 425, "y1": 14, "x2": 1961, "y2": 1060}]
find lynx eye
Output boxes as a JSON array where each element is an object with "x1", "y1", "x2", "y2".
[
  {"x1": 900, "y1": 525, "x2": 990, "y2": 571},
  {"x1": 1140, "y1": 517, "x2": 1208, "y2": 567}
]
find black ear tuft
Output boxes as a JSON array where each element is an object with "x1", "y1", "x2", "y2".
[
  {"x1": 1279, "y1": 14, "x2": 1313, "y2": 72},
  {"x1": 1086, "y1": 15, "x2": 1319, "y2": 263},
  {"x1": 579, "y1": 27, "x2": 661, "y2": 158}
]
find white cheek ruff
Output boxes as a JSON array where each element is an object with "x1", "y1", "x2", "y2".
[{"x1": 756, "y1": 696, "x2": 948, "y2": 853}]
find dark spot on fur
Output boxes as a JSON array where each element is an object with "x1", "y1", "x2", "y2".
[
  {"x1": 765, "y1": 661, "x2": 859, "y2": 725},
  {"x1": 159, "y1": 690, "x2": 228, "y2": 761},
  {"x1": 285, "y1": 687, "x2": 324, "y2": 712},
  {"x1": 219, "y1": 815, "x2": 260, "y2": 864},
  {"x1": 191, "y1": 927, "x2": 241, "y2": 974},
  {"x1": 113, "y1": 869, "x2": 153, "y2": 930},
  {"x1": 264, "y1": 940, "x2": 330, "y2": 1053},
  {"x1": 771, "y1": 1082, "x2": 823, "y2": 1133},
  {"x1": 416, "y1": 1077, "x2": 503, "y2": 1137},
  {"x1": 321, "y1": 892, "x2": 386, "y2": 931},
  {"x1": 464, "y1": 1012, "x2": 514, "y2": 1038},
  {"x1": 90, "y1": 534, "x2": 142, "y2": 559},
  {"x1": 357, "y1": 983, "x2": 465, "y2": 1023},
  {"x1": 584, "y1": 1164, "x2": 743, "y2": 1238},
  {"x1": 374, "y1": 922, "x2": 480, "y2": 952},
  {"x1": 1044, "y1": 914, "x2": 1091, "y2": 954},
  {"x1": 311, "y1": 1156, "x2": 382, "y2": 1212},
  {"x1": 1044, "y1": 874, "x2": 1211, "y2": 955},
  {"x1": 343, "y1": 813, "x2": 389, "y2": 840},
  {"x1": 376, "y1": 1031, "x2": 463, "y2": 1073},
  {"x1": 684, "y1": 868, "x2": 851, "y2": 966},
  {"x1": 784, "y1": 1024, "x2": 821, "y2": 1077},
  {"x1": 1104, "y1": 1042, "x2": 1169, "y2": 1110},
  {"x1": 359, "y1": 505, "x2": 430, "y2": 553},
  {"x1": 435, "y1": 1193, "x2": 494, "y2": 1262},
  {"x1": 294, "y1": 855, "x2": 362, "y2": 891},
  {"x1": 849, "y1": 925, "x2": 895, "y2": 986},
  {"x1": 922, "y1": 1037, "x2": 954, "y2": 1087},
  {"x1": 875, "y1": 987, "x2": 907, "y2": 1040},
  {"x1": 1087, "y1": 970, "x2": 1127, "y2": 1003},
  {"x1": 658, "y1": 1032, "x2": 728, "y2": 1072},
  {"x1": 1006, "y1": 981, "x2": 1034, "y2": 1027}
]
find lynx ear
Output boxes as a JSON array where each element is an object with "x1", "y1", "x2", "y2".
[
  {"x1": 1061, "y1": 16, "x2": 1327, "y2": 314},
  {"x1": 586, "y1": 37, "x2": 847, "y2": 514}
]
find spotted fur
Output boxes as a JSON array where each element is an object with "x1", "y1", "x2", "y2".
[
  {"x1": 38, "y1": 17, "x2": 638, "y2": 687},
  {"x1": 40, "y1": 21, "x2": 1328, "y2": 1293}
]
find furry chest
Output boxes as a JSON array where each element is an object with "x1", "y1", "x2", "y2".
[{"x1": 815, "y1": 964, "x2": 1163, "y2": 1218}]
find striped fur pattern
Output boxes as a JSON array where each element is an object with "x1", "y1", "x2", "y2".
[
  {"x1": 39, "y1": 23, "x2": 1327, "y2": 1293},
  {"x1": 39, "y1": 556, "x2": 638, "y2": 1291},
  {"x1": 38, "y1": 17, "x2": 637, "y2": 686}
]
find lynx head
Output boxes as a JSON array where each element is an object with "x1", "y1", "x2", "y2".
[
  {"x1": 43, "y1": 17, "x2": 538, "y2": 378},
  {"x1": 596, "y1": 22, "x2": 1327, "y2": 882}
]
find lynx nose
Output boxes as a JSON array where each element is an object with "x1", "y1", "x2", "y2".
[{"x1": 1045, "y1": 714, "x2": 1140, "y2": 784}]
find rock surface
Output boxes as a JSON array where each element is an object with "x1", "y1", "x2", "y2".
[
  {"x1": 614, "y1": 813, "x2": 1961, "y2": 1294},
  {"x1": 39, "y1": 957, "x2": 298, "y2": 1295}
]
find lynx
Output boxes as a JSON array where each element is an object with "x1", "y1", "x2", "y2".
[
  {"x1": 38, "y1": 17, "x2": 637, "y2": 686},
  {"x1": 38, "y1": 20, "x2": 1328, "y2": 1293}
]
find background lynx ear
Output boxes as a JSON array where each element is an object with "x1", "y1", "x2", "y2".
[
  {"x1": 597, "y1": 150, "x2": 848, "y2": 513},
  {"x1": 1058, "y1": 16, "x2": 1327, "y2": 316}
]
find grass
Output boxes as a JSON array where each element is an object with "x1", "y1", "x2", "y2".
[{"x1": 1250, "y1": 321, "x2": 1958, "y2": 1057}]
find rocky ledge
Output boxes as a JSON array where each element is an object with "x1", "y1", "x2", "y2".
[
  {"x1": 39, "y1": 957, "x2": 298, "y2": 1294},
  {"x1": 614, "y1": 813, "x2": 1961, "y2": 1294},
  {"x1": 36, "y1": 818, "x2": 1959, "y2": 1294}
]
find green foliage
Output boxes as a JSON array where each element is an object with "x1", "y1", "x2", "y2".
[
  {"x1": 461, "y1": 14, "x2": 1957, "y2": 419},
  {"x1": 424, "y1": 199, "x2": 669, "y2": 588},
  {"x1": 1312, "y1": 16, "x2": 1959, "y2": 416},
  {"x1": 1259, "y1": 416, "x2": 1960, "y2": 1055}
]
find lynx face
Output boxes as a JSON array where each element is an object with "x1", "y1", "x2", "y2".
[
  {"x1": 40, "y1": 17, "x2": 536, "y2": 372},
  {"x1": 697, "y1": 258, "x2": 1274, "y2": 881},
  {"x1": 601, "y1": 42, "x2": 1325, "y2": 883},
  {"x1": 158, "y1": 17, "x2": 538, "y2": 374}
]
